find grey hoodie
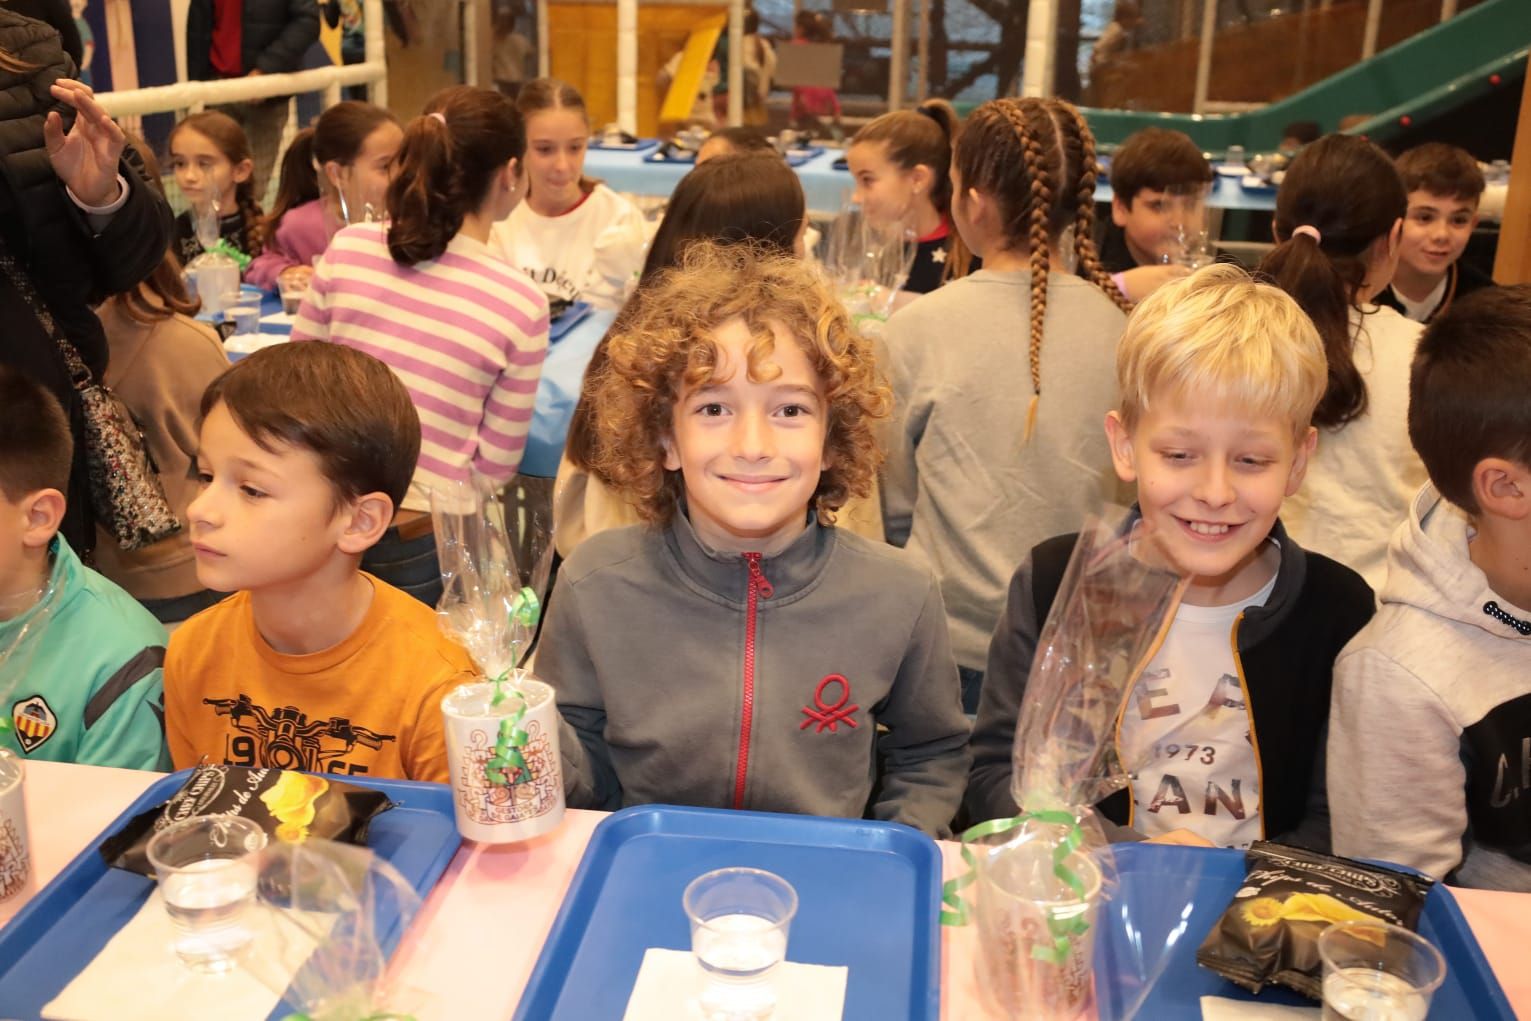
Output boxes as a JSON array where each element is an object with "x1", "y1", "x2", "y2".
[
  {"x1": 1329, "y1": 485, "x2": 1531, "y2": 891},
  {"x1": 538, "y1": 513, "x2": 972, "y2": 836}
]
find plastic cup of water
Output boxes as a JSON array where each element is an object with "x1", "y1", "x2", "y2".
[
  {"x1": 1318, "y1": 919, "x2": 1445, "y2": 1021},
  {"x1": 277, "y1": 273, "x2": 309, "y2": 315},
  {"x1": 229, "y1": 305, "x2": 261, "y2": 336},
  {"x1": 684, "y1": 867, "x2": 797, "y2": 1020},
  {"x1": 146, "y1": 815, "x2": 267, "y2": 974}
]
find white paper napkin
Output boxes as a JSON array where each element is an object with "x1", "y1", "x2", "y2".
[
  {"x1": 43, "y1": 890, "x2": 329, "y2": 1021},
  {"x1": 623, "y1": 947, "x2": 848, "y2": 1021},
  {"x1": 1200, "y1": 995, "x2": 1321, "y2": 1020}
]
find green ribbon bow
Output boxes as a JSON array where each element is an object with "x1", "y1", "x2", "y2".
[
  {"x1": 205, "y1": 237, "x2": 253, "y2": 272},
  {"x1": 940, "y1": 810, "x2": 1092, "y2": 966},
  {"x1": 485, "y1": 679, "x2": 531, "y2": 788}
]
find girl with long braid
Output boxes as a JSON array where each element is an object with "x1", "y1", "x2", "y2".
[{"x1": 880, "y1": 97, "x2": 1130, "y2": 713}]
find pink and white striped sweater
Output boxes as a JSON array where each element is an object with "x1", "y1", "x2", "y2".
[{"x1": 293, "y1": 223, "x2": 550, "y2": 510}]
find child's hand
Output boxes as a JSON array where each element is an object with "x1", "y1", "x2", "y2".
[
  {"x1": 45, "y1": 78, "x2": 126, "y2": 207},
  {"x1": 279, "y1": 265, "x2": 315, "y2": 290},
  {"x1": 1146, "y1": 827, "x2": 1215, "y2": 847}
]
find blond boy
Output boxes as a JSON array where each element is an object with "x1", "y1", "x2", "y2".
[{"x1": 967, "y1": 265, "x2": 1374, "y2": 848}]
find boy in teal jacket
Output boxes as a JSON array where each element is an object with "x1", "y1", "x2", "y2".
[{"x1": 0, "y1": 367, "x2": 169, "y2": 770}]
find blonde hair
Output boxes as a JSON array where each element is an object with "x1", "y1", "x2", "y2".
[
  {"x1": 1116, "y1": 263, "x2": 1326, "y2": 437},
  {"x1": 591, "y1": 241, "x2": 892, "y2": 527}
]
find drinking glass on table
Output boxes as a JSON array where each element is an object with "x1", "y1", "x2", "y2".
[
  {"x1": 146, "y1": 815, "x2": 267, "y2": 974},
  {"x1": 684, "y1": 867, "x2": 798, "y2": 1021},
  {"x1": 1317, "y1": 919, "x2": 1445, "y2": 1021},
  {"x1": 278, "y1": 266, "x2": 312, "y2": 316}
]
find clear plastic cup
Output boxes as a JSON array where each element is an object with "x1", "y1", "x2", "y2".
[
  {"x1": 1318, "y1": 920, "x2": 1446, "y2": 1021},
  {"x1": 277, "y1": 272, "x2": 310, "y2": 315},
  {"x1": 229, "y1": 305, "x2": 261, "y2": 336},
  {"x1": 684, "y1": 867, "x2": 798, "y2": 1021},
  {"x1": 146, "y1": 815, "x2": 267, "y2": 974}
]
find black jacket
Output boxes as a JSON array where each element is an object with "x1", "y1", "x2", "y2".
[
  {"x1": 964, "y1": 517, "x2": 1375, "y2": 849},
  {"x1": 0, "y1": 12, "x2": 173, "y2": 552},
  {"x1": 1375, "y1": 259, "x2": 1495, "y2": 325},
  {"x1": 0, "y1": 0, "x2": 81, "y2": 66},
  {"x1": 185, "y1": 0, "x2": 318, "y2": 80}
]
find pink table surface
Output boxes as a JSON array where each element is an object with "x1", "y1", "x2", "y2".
[{"x1": 4, "y1": 761, "x2": 1528, "y2": 1020}]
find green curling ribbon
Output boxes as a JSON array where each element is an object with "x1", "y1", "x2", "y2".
[
  {"x1": 0, "y1": 718, "x2": 10, "y2": 733},
  {"x1": 940, "y1": 810, "x2": 1091, "y2": 967},
  {"x1": 484, "y1": 674, "x2": 531, "y2": 788},
  {"x1": 205, "y1": 237, "x2": 253, "y2": 272},
  {"x1": 510, "y1": 586, "x2": 540, "y2": 631}
]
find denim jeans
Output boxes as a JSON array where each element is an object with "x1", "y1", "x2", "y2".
[{"x1": 363, "y1": 527, "x2": 442, "y2": 608}]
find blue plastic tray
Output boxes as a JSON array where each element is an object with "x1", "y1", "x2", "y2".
[
  {"x1": 1094, "y1": 844, "x2": 1515, "y2": 1019},
  {"x1": 548, "y1": 301, "x2": 593, "y2": 342},
  {"x1": 0, "y1": 769, "x2": 461, "y2": 1020},
  {"x1": 515, "y1": 805, "x2": 943, "y2": 1020}
]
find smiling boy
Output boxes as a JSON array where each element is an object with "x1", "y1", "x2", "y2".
[
  {"x1": 1379, "y1": 143, "x2": 1493, "y2": 324},
  {"x1": 966, "y1": 265, "x2": 1375, "y2": 848},
  {"x1": 535, "y1": 242, "x2": 970, "y2": 836},
  {"x1": 163, "y1": 343, "x2": 475, "y2": 782}
]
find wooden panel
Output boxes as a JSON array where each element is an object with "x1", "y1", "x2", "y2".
[
  {"x1": 1492, "y1": 59, "x2": 1531, "y2": 284},
  {"x1": 548, "y1": 3, "x2": 727, "y2": 135}
]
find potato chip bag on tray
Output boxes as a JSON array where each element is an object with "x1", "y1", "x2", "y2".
[
  {"x1": 1196, "y1": 840, "x2": 1434, "y2": 999},
  {"x1": 99, "y1": 764, "x2": 394, "y2": 876}
]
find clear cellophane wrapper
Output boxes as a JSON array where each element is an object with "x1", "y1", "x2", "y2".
[
  {"x1": 244, "y1": 838, "x2": 424, "y2": 1020},
  {"x1": 968, "y1": 509, "x2": 1211, "y2": 1019}
]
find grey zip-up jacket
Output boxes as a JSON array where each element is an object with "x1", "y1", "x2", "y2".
[{"x1": 538, "y1": 513, "x2": 972, "y2": 836}]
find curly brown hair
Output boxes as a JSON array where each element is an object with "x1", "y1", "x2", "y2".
[{"x1": 590, "y1": 242, "x2": 891, "y2": 528}]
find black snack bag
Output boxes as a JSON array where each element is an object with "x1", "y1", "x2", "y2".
[
  {"x1": 100, "y1": 764, "x2": 395, "y2": 876},
  {"x1": 1196, "y1": 841, "x2": 1434, "y2": 999}
]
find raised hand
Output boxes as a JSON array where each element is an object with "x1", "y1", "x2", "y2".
[{"x1": 43, "y1": 78, "x2": 126, "y2": 207}]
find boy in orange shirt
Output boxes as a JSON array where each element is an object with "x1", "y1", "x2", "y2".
[{"x1": 164, "y1": 343, "x2": 473, "y2": 782}]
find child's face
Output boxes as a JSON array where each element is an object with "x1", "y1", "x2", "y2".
[
  {"x1": 524, "y1": 109, "x2": 589, "y2": 209},
  {"x1": 1398, "y1": 189, "x2": 1478, "y2": 282},
  {"x1": 187, "y1": 403, "x2": 359, "y2": 595},
  {"x1": 1111, "y1": 189, "x2": 1205, "y2": 267},
  {"x1": 665, "y1": 316, "x2": 830, "y2": 556},
  {"x1": 327, "y1": 121, "x2": 404, "y2": 221},
  {"x1": 1106, "y1": 396, "x2": 1315, "y2": 605},
  {"x1": 171, "y1": 127, "x2": 250, "y2": 212},
  {"x1": 848, "y1": 141, "x2": 921, "y2": 228}
]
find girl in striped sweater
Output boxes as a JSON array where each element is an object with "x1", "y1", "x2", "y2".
[{"x1": 293, "y1": 86, "x2": 550, "y2": 605}]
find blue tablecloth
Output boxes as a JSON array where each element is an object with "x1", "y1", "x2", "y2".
[
  {"x1": 520, "y1": 307, "x2": 618, "y2": 479},
  {"x1": 584, "y1": 147, "x2": 1277, "y2": 213}
]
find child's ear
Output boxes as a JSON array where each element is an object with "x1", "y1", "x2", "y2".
[
  {"x1": 322, "y1": 159, "x2": 347, "y2": 192},
  {"x1": 1103, "y1": 410, "x2": 1137, "y2": 484},
  {"x1": 20, "y1": 489, "x2": 65, "y2": 549},
  {"x1": 909, "y1": 162, "x2": 935, "y2": 198},
  {"x1": 662, "y1": 433, "x2": 682, "y2": 472},
  {"x1": 1285, "y1": 426, "x2": 1319, "y2": 497},
  {"x1": 1111, "y1": 194, "x2": 1131, "y2": 228},
  {"x1": 1473, "y1": 458, "x2": 1531, "y2": 521},
  {"x1": 231, "y1": 158, "x2": 253, "y2": 185},
  {"x1": 336, "y1": 492, "x2": 395, "y2": 555}
]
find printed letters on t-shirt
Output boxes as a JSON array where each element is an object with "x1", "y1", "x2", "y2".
[{"x1": 203, "y1": 693, "x2": 395, "y2": 776}]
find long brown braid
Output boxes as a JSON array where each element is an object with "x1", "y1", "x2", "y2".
[{"x1": 1059, "y1": 102, "x2": 1131, "y2": 312}]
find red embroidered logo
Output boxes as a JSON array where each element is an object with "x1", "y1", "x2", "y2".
[{"x1": 800, "y1": 674, "x2": 859, "y2": 733}]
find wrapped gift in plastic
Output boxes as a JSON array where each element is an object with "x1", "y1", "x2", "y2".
[
  {"x1": 431, "y1": 474, "x2": 564, "y2": 843},
  {"x1": 951, "y1": 510, "x2": 1217, "y2": 1019},
  {"x1": 821, "y1": 203, "x2": 916, "y2": 325}
]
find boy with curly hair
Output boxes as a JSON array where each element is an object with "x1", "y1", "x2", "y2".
[{"x1": 536, "y1": 242, "x2": 970, "y2": 836}]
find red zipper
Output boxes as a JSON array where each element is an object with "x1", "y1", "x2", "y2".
[{"x1": 734, "y1": 553, "x2": 774, "y2": 809}]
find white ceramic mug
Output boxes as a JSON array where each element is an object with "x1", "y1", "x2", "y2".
[{"x1": 442, "y1": 677, "x2": 565, "y2": 844}]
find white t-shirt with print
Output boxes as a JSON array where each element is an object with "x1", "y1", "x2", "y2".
[
  {"x1": 1119, "y1": 565, "x2": 1278, "y2": 849},
  {"x1": 491, "y1": 183, "x2": 647, "y2": 311}
]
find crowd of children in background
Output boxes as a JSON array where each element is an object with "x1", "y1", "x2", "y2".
[{"x1": 1, "y1": 67, "x2": 1526, "y2": 897}]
